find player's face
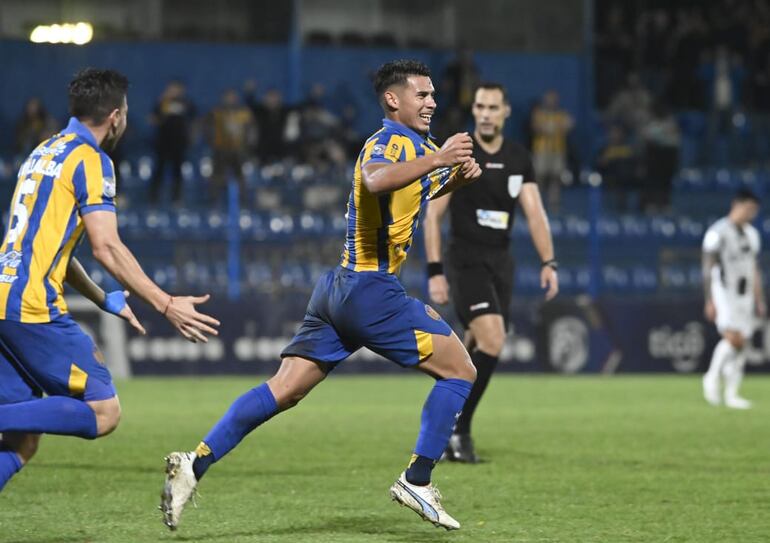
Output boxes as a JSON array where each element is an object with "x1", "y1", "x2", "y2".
[
  {"x1": 734, "y1": 201, "x2": 759, "y2": 224},
  {"x1": 390, "y1": 75, "x2": 436, "y2": 135},
  {"x1": 472, "y1": 88, "x2": 510, "y2": 141},
  {"x1": 103, "y1": 97, "x2": 128, "y2": 152}
]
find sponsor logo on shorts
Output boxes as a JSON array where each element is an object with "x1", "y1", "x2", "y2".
[
  {"x1": 469, "y1": 302, "x2": 490, "y2": 311},
  {"x1": 425, "y1": 304, "x2": 441, "y2": 320}
]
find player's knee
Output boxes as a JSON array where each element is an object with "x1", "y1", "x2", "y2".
[
  {"x1": 3, "y1": 434, "x2": 40, "y2": 464},
  {"x1": 92, "y1": 400, "x2": 122, "y2": 437},
  {"x1": 452, "y1": 351, "x2": 477, "y2": 383},
  {"x1": 268, "y1": 378, "x2": 311, "y2": 410},
  {"x1": 278, "y1": 388, "x2": 309, "y2": 410},
  {"x1": 475, "y1": 332, "x2": 505, "y2": 357}
]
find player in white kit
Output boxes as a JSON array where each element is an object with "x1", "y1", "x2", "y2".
[{"x1": 702, "y1": 189, "x2": 764, "y2": 409}]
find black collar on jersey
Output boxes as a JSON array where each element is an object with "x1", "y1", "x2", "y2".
[{"x1": 61, "y1": 117, "x2": 100, "y2": 150}]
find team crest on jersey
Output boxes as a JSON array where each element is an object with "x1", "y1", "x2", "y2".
[
  {"x1": 425, "y1": 304, "x2": 441, "y2": 321},
  {"x1": 508, "y1": 175, "x2": 523, "y2": 198},
  {"x1": 103, "y1": 176, "x2": 116, "y2": 198}
]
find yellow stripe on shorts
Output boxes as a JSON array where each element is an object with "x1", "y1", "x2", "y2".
[
  {"x1": 414, "y1": 330, "x2": 433, "y2": 361},
  {"x1": 68, "y1": 363, "x2": 88, "y2": 395}
]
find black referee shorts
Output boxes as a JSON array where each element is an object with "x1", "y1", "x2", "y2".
[{"x1": 446, "y1": 243, "x2": 513, "y2": 330}]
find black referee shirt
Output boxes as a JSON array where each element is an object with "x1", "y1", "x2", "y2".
[{"x1": 447, "y1": 136, "x2": 536, "y2": 250}]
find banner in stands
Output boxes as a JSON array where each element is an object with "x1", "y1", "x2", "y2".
[{"x1": 115, "y1": 296, "x2": 770, "y2": 375}]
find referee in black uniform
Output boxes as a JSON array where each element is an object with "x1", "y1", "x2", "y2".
[{"x1": 424, "y1": 83, "x2": 558, "y2": 463}]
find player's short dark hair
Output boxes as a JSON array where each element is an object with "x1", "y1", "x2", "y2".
[
  {"x1": 373, "y1": 60, "x2": 431, "y2": 95},
  {"x1": 68, "y1": 68, "x2": 129, "y2": 124},
  {"x1": 733, "y1": 188, "x2": 760, "y2": 204},
  {"x1": 474, "y1": 82, "x2": 509, "y2": 104}
]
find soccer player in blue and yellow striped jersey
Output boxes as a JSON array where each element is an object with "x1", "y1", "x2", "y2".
[
  {"x1": 162, "y1": 60, "x2": 482, "y2": 531},
  {"x1": 0, "y1": 69, "x2": 219, "y2": 493}
]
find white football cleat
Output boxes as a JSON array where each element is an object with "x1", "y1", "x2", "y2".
[
  {"x1": 389, "y1": 472, "x2": 460, "y2": 530},
  {"x1": 160, "y1": 451, "x2": 198, "y2": 530},
  {"x1": 702, "y1": 374, "x2": 721, "y2": 406},
  {"x1": 724, "y1": 396, "x2": 752, "y2": 410}
]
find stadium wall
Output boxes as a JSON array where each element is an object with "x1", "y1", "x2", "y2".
[{"x1": 97, "y1": 297, "x2": 770, "y2": 376}]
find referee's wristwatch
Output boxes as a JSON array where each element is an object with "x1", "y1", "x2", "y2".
[{"x1": 542, "y1": 258, "x2": 558, "y2": 271}]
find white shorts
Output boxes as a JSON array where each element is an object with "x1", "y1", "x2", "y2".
[{"x1": 712, "y1": 283, "x2": 755, "y2": 338}]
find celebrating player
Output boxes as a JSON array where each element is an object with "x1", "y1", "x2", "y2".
[
  {"x1": 161, "y1": 59, "x2": 481, "y2": 531},
  {"x1": 702, "y1": 189, "x2": 764, "y2": 409},
  {"x1": 0, "y1": 68, "x2": 219, "y2": 492},
  {"x1": 423, "y1": 83, "x2": 558, "y2": 463}
]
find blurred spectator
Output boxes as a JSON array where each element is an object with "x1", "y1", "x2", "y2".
[
  {"x1": 641, "y1": 102, "x2": 681, "y2": 213},
  {"x1": 751, "y1": 50, "x2": 770, "y2": 164},
  {"x1": 699, "y1": 46, "x2": 747, "y2": 165},
  {"x1": 438, "y1": 47, "x2": 479, "y2": 136},
  {"x1": 207, "y1": 89, "x2": 256, "y2": 206},
  {"x1": 531, "y1": 90, "x2": 573, "y2": 212},
  {"x1": 244, "y1": 83, "x2": 289, "y2": 163},
  {"x1": 597, "y1": 125, "x2": 637, "y2": 213},
  {"x1": 668, "y1": 8, "x2": 709, "y2": 109},
  {"x1": 636, "y1": 9, "x2": 672, "y2": 97},
  {"x1": 442, "y1": 47, "x2": 480, "y2": 115},
  {"x1": 595, "y1": 5, "x2": 633, "y2": 108},
  {"x1": 337, "y1": 104, "x2": 363, "y2": 160},
  {"x1": 149, "y1": 81, "x2": 196, "y2": 205},
  {"x1": 298, "y1": 84, "x2": 347, "y2": 171},
  {"x1": 14, "y1": 98, "x2": 57, "y2": 157},
  {"x1": 606, "y1": 73, "x2": 652, "y2": 143}
]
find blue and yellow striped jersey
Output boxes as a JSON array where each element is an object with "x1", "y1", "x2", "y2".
[
  {"x1": 341, "y1": 119, "x2": 454, "y2": 274},
  {"x1": 0, "y1": 117, "x2": 117, "y2": 323}
]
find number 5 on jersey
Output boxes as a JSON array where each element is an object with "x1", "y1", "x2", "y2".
[{"x1": 7, "y1": 177, "x2": 38, "y2": 245}]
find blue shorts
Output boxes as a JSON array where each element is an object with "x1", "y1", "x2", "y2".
[
  {"x1": 281, "y1": 266, "x2": 452, "y2": 366},
  {"x1": 0, "y1": 316, "x2": 116, "y2": 404}
]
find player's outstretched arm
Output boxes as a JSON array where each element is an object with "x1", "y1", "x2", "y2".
[
  {"x1": 82, "y1": 210, "x2": 220, "y2": 343},
  {"x1": 65, "y1": 256, "x2": 146, "y2": 334},
  {"x1": 362, "y1": 132, "x2": 473, "y2": 195},
  {"x1": 423, "y1": 193, "x2": 452, "y2": 305},
  {"x1": 519, "y1": 184, "x2": 559, "y2": 300}
]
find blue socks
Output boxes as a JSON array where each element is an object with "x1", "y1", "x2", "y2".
[
  {"x1": 0, "y1": 397, "x2": 97, "y2": 439},
  {"x1": 406, "y1": 378, "x2": 473, "y2": 485},
  {"x1": 0, "y1": 447, "x2": 22, "y2": 491},
  {"x1": 193, "y1": 383, "x2": 278, "y2": 480}
]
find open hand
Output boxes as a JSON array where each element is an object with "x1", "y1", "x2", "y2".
[
  {"x1": 163, "y1": 294, "x2": 220, "y2": 343},
  {"x1": 103, "y1": 290, "x2": 146, "y2": 335}
]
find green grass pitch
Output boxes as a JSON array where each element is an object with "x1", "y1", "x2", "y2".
[{"x1": 1, "y1": 375, "x2": 769, "y2": 542}]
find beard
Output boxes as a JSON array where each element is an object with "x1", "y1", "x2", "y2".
[{"x1": 102, "y1": 124, "x2": 124, "y2": 152}]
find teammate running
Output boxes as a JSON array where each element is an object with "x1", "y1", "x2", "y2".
[{"x1": 0, "y1": 68, "x2": 219, "y2": 493}]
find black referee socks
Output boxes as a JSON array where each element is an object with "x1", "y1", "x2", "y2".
[{"x1": 454, "y1": 350, "x2": 499, "y2": 436}]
